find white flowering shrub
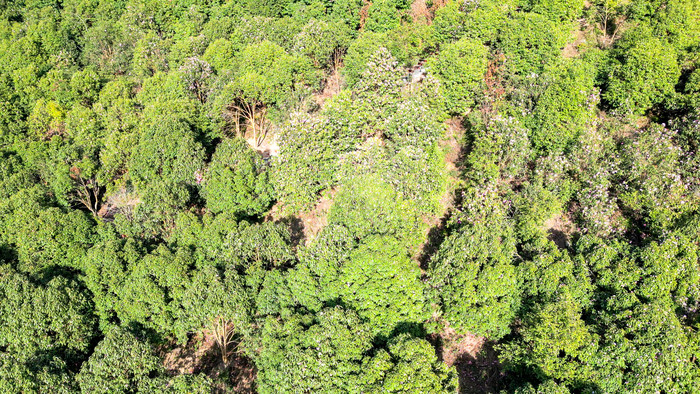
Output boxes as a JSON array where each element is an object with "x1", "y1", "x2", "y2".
[{"x1": 465, "y1": 114, "x2": 532, "y2": 184}]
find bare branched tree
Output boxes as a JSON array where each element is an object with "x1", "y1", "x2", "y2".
[
  {"x1": 69, "y1": 166, "x2": 102, "y2": 217},
  {"x1": 211, "y1": 316, "x2": 237, "y2": 365}
]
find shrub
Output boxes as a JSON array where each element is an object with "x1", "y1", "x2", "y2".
[
  {"x1": 328, "y1": 174, "x2": 423, "y2": 248},
  {"x1": 427, "y1": 183, "x2": 521, "y2": 340},
  {"x1": 528, "y1": 0, "x2": 584, "y2": 21},
  {"x1": 427, "y1": 37, "x2": 488, "y2": 115},
  {"x1": 465, "y1": 114, "x2": 531, "y2": 184},
  {"x1": 342, "y1": 32, "x2": 387, "y2": 86},
  {"x1": 432, "y1": 0, "x2": 512, "y2": 45},
  {"x1": 530, "y1": 59, "x2": 598, "y2": 154},
  {"x1": 497, "y1": 13, "x2": 572, "y2": 76},
  {"x1": 203, "y1": 138, "x2": 274, "y2": 217},
  {"x1": 604, "y1": 30, "x2": 680, "y2": 114}
]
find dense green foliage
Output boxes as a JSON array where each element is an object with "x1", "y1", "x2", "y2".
[{"x1": 0, "y1": 0, "x2": 699, "y2": 392}]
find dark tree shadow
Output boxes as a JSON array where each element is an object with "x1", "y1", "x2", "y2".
[
  {"x1": 162, "y1": 333, "x2": 256, "y2": 394},
  {"x1": 453, "y1": 341, "x2": 503, "y2": 394},
  {"x1": 0, "y1": 243, "x2": 17, "y2": 263},
  {"x1": 430, "y1": 334, "x2": 504, "y2": 394},
  {"x1": 547, "y1": 228, "x2": 569, "y2": 250},
  {"x1": 378, "y1": 322, "x2": 427, "y2": 345},
  {"x1": 418, "y1": 213, "x2": 450, "y2": 270},
  {"x1": 274, "y1": 216, "x2": 305, "y2": 250}
]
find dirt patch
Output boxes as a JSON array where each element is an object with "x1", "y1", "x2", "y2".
[
  {"x1": 264, "y1": 188, "x2": 336, "y2": 248},
  {"x1": 602, "y1": 112, "x2": 650, "y2": 141},
  {"x1": 563, "y1": 28, "x2": 587, "y2": 58},
  {"x1": 162, "y1": 333, "x2": 256, "y2": 393},
  {"x1": 264, "y1": 202, "x2": 305, "y2": 249},
  {"x1": 246, "y1": 132, "x2": 279, "y2": 159},
  {"x1": 359, "y1": 0, "x2": 371, "y2": 29},
  {"x1": 297, "y1": 188, "x2": 336, "y2": 246},
  {"x1": 314, "y1": 68, "x2": 342, "y2": 108},
  {"x1": 443, "y1": 117, "x2": 466, "y2": 173},
  {"x1": 436, "y1": 326, "x2": 503, "y2": 393},
  {"x1": 543, "y1": 212, "x2": 576, "y2": 250},
  {"x1": 440, "y1": 328, "x2": 486, "y2": 366},
  {"x1": 408, "y1": 0, "x2": 449, "y2": 23},
  {"x1": 410, "y1": 0, "x2": 431, "y2": 22}
]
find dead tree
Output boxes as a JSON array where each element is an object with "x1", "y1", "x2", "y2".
[
  {"x1": 226, "y1": 99, "x2": 268, "y2": 147},
  {"x1": 211, "y1": 316, "x2": 236, "y2": 366},
  {"x1": 69, "y1": 166, "x2": 102, "y2": 217}
]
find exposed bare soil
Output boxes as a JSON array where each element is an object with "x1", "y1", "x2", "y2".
[
  {"x1": 297, "y1": 188, "x2": 337, "y2": 245},
  {"x1": 435, "y1": 326, "x2": 503, "y2": 394},
  {"x1": 443, "y1": 117, "x2": 466, "y2": 174},
  {"x1": 162, "y1": 333, "x2": 256, "y2": 393},
  {"x1": 246, "y1": 133, "x2": 279, "y2": 159},
  {"x1": 410, "y1": 0, "x2": 431, "y2": 22},
  {"x1": 563, "y1": 28, "x2": 588, "y2": 58},
  {"x1": 543, "y1": 212, "x2": 576, "y2": 250},
  {"x1": 314, "y1": 67, "x2": 342, "y2": 108}
]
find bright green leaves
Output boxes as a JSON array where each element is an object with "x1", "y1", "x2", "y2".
[
  {"x1": 527, "y1": 0, "x2": 585, "y2": 22},
  {"x1": 365, "y1": 0, "x2": 409, "y2": 33},
  {"x1": 329, "y1": 174, "x2": 422, "y2": 248},
  {"x1": 234, "y1": 221, "x2": 296, "y2": 269},
  {"x1": 365, "y1": 334, "x2": 458, "y2": 393},
  {"x1": 497, "y1": 13, "x2": 572, "y2": 76},
  {"x1": 636, "y1": 235, "x2": 700, "y2": 310},
  {"x1": 595, "y1": 299, "x2": 700, "y2": 392},
  {"x1": 427, "y1": 228, "x2": 520, "y2": 340},
  {"x1": 465, "y1": 115, "x2": 531, "y2": 184},
  {"x1": 0, "y1": 186, "x2": 95, "y2": 273},
  {"x1": 0, "y1": 265, "x2": 97, "y2": 362},
  {"x1": 80, "y1": 232, "x2": 140, "y2": 328},
  {"x1": 428, "y1": 186, "x2": 520, "y2": 340},
  {"x1": 275, "y1": 47, "x2": 446, "y2": 214},
  {"x1": 76, "y1": 328, "x2": 163, "y2": 393},
  {"x1": 427, "y1": 37, "x2": 488, "y2": 115},
  {"x1": 292, "y1": 18, "x2": 352, "y2": 70},
  {"x1": 616, "y1": 124, "x2": 690, "y2": 233},
  {"x1": 81, "y1": 222, "x2": 258, "y2": 344},
  {"x1": 211, "y1": 40, "x2": 318, "y2": 144},
  {"x1": 234, "y1": 41, "x2": 308, "y2": 105},
  {"x1": 273, "y1": 112, "x2": 350, "y2": 212},
  {"x1": 171, "y1": 265, "x2": 251, "y2": 345},
  {"x1": 115, "y1": 245, "x2": 189, "y2": 336},
  {"x1": 202, "y1": 138, "x2": 274, "y2": 218},
  {"x1": 432, "y1": 0, "x2": 511, "y2": 44},
  {"x1": 500, "y1": 294, "x2": 598, "y2": 387},
  {"x1": 0, "y1": 265, "x2": 97, "y2": 391},
  {"x1": 510, "y1": 234, "x2": 700, "y2": 392},
  {"x1": 513, "y1": 183, "x2": 564, "y2": 251},
  {"x1": 255, "y1": 307, "x2": 456, "y2": 393},
  {"x1": 604, "y1": 30, "x2": 681, "y2": 114},
  {"x1": 339, "y1": 237, "x2": 429, "y2": 339},
  {"x1": 256, "y1": 307, "x2": 374, "y2": 393},
  {"x1": 529, "y1": 59, "x2": 598, "y2": 155},
  {"x1": 520, "y1": 247, "x2": 593, "y2": 308},
  {"x1": 128, "y1": 109, "x2": 206, "y2": 234},
  {"x1": 343, "y1": 32, "x2": 387, "y2": 86}
]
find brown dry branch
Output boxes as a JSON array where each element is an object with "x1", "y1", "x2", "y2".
[
  {"x1": 69, "y1": 166, "x2": 102, "y2": 217},
  {"x1": 211, "y1": 316, "x2": 237, "y2": 366}
]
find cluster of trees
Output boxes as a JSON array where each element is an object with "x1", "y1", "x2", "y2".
[{"x1": 0, "y1": 0, "x2": 699, "y2": 392}]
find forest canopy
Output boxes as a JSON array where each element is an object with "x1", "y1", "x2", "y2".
[{"x1": 0, "y1": 0, "x2": 699, "y2": 392}]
